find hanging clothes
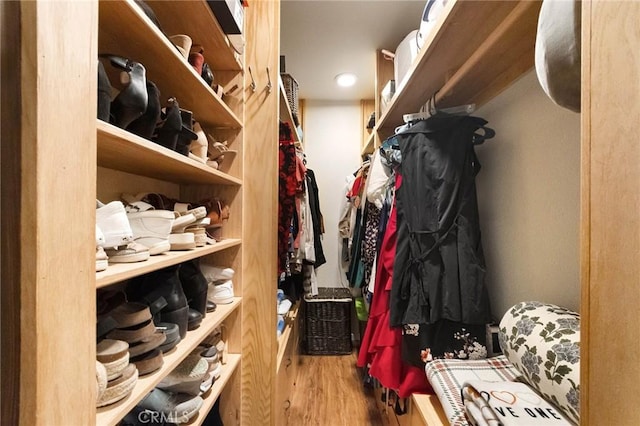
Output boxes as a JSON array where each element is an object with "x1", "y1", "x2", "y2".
[
  {"x1": 388, "y1": 113, "x2": 493, "y2": 366},
  {"x1": 390, "y1": 114, "x2": 493, "y2": 327},
  {"x1": 305, "y1": 169, "x2": 326, "y2": 267},
  {"x1": 357, "y1": 173, "x2": 432, "y2": 397},
  {"x1": 277, "y1": 122, "x2": 298, "y2": 275}
]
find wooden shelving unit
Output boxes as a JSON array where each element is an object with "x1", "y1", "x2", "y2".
[
  {"x1": 96, "y1": 298, "x2": 241, "y2": 426},
  {"x1": 146, "y1": 0, "x2": 243, "y2": 72},
  {"x1": 97, "y1": 121, "x2": 242, "y2": 185},
  {"x1": 93, "y1": 1, "x2": 249, "y2": 424},
  {"x1": 98, "y1": 0, "x2": 241, "y2": 129},
  {"x1": 279, "y1": 77, "x2": 301, "y2": 143},
  {"x1": 375, "y1": 0, "x2": 541, "y2": 138},
  {"x1": 361, "y1": 132, "x2": 375, "y2": 157},
  {"x1": 96, "y1": 239, "x2": 242, "y2": 288}
]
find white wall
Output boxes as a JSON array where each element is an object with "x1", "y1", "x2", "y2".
[
  {"x1": 475, "y1": 70, "x2": 581, "y2": 318},
  {"x1": 303, "y1": 100, "x2": 362, "y2": 288},
  {"x1": 303, "y1": 71, "x2": 581, "y2": 321}
]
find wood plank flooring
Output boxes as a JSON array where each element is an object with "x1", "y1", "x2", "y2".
[{"x1": 286, "y1": 352, "x2": 389, "y2": 426}]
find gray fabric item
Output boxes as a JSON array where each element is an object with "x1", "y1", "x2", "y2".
[{"x1": 535, "y1": 0, "x2": 581, "y2": 112}]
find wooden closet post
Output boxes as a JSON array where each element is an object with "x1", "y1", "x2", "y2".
[
  {"x1": 242, "y1": 1, "x2": 281, "y2": 424},
  {"x1": 1, "y1": 1, "x2": 98, "y2": 425},
  {"x1": 581, "y1": 0, "x2": 640, "y2": 423}
]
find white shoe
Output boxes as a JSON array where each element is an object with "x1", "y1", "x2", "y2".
[
  {"x1": 96, "y1": 246, "x2": 109, "y2": 272},
  {"x1": 105, "y1": 242, "x2": 150, "y2": 263},
  {"x1": 96, "y1": 225, "x2": 106, "y2": 247},
  {"x1": 96, "y1": 201, "x2": 134, "y2": 249},
  {"x1": 126, "y1": 210, "x2": 174, "y2": 255},
  {"x1": 210, "y1": 280, "x2": 234, "y2": 305},
  {"x1": 169, "y1": 232, "x2": 196, "y2": 251},
  {"x1": 200, "y1": 265, "x2": 235, "y2": 284}
]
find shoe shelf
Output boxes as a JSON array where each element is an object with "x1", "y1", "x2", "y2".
[
  {"x1": 97, "y1": 121, "x2": 242, "y2": 186},
  {"x1": 279, "y1": 77, "x2": 300, "y2": 143},
  {"x1": 187, "y1": 353, "x2": 241, "y2": 426},
  {"x1": 98, "y1": 0, "x2": 242, "y2": 130},
  {"x1": 96, "y1": 297, "x2": 242, "y2": 426},
  {"x1": 276, "y1": 302, "x2": 299, "y2": 370},
  {"x1": 146, "y1": 0, "x2": 243, "y2": 72},
  {"x1": 96, "y1": 239, "x2": 242, "y2": 289},
  {"x1": 375, "y1": 0, "x2": 540, "y2": 137}
]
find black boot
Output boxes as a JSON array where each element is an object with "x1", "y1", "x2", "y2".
[
  {"x1": 127, "y1": 80, "x2": 161, "y2": 140},
  {"x1": 153, "y1": 97, "x2": 181, "y2": 151},
  {"x1": 126, "y1": 265, "x2": 189, "y2": 339},
  {"x1": 179, "y1": 258, "x2": 209, "y2": 330},
  {"x1": 97, "y1": 60, "x2": 112, "y2": 122},
  {"x1": 103, "y1": 55, "x2": 148, "y2": 129}
]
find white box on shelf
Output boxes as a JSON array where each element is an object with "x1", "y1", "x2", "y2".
[
  {"x1": 394, "y1": 29, "x2": 420, "y2": 92},
  {"x1": 380, "y1": 80, "x2": 396, "y2": 116}
]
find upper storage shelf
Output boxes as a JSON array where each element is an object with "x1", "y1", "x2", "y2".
[
  {"x1": 377, "y1": 0, "x2": 541, "y2": 135},
  {"x1": 146, "y1": 0, "x2": 243, "y2": 72},
  {"x1": 279, "y1": 77, "x2": 301, "y2": 143},
  {"x1": 99, "y1": 0, "x2": 242, "y2": 129}
]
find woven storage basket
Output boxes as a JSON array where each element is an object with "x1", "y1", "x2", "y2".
[
  {"x1": 304, "y1": 287, "x2": 352, "y2": 355},
  {"x1": 280, "y1": 73, "x2": 299, "y2": 118}
]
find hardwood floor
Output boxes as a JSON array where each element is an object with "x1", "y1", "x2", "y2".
[{"x1": 286, "y1": 352, "x2": 389, "y2": 426}]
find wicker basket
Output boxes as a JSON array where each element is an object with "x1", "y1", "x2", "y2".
[
  {"x1": 304, "y1": 287, "x2": 352, "y2": 355},
  {"x1": 280, "y1": 73, "x2": 299, "y2": 118}
]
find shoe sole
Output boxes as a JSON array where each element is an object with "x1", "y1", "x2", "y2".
[
  {"x1": 211, "y1": 295, "x2": 234, "y2": 304},
  {"x1": 107, "y1": 252, "x2": 150, "y2": 263},
  {"x1": 96, "y1": 259, "x2": 108, "y2": 272},
  {"x1": 145, "y1": 240, "x2": 171, "y2": 255}
]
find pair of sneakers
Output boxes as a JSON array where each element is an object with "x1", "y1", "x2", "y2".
[
  {"x1": 97, "y1": 200, "x2": 175, "y2": 268},
  {"x1": 200, "y1": 265, "x2": 235, "y2": 305},
  {"x1": 96, "y1": 201, "x2": 147, "y2": 270}
]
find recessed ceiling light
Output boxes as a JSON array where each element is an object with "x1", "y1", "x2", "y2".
[{"x1": 335, "y1": 73, "x2": 357, "y2": 87}]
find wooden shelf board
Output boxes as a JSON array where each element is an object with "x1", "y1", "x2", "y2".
[
  {"x1": 146, "y1": 0, "x2": 243, "y2": 72},
  {"x1": 187, "y1": 353, "x2": 241, "y2": 426},
  {"x1": 97, "y1": 239, "x2": 242, "y2": 288},
  {"x1": 377, "y1": 0, "x2": 541, "y2": 133},
  {"x1": 411, "y1": 394, "x2": 448, "y2": 426},
  {"x1": 98, "y1": 0, "x2": 241, "y2": 129},
  {"x1": 96, "y1": 298, "x2": 242, "y2": 426},
  {"x1": 97, "y1": 121, "x2": 242, "y2": 186},
  {"x1": 276, "y1": 302, "x2": 299, "y2": 372},
  {"x1": 361, "y1": 132, "x2": 375, "y2": 157},
  {"x1": 279, "y1": 77, "x2": 300, "y2": 142}
]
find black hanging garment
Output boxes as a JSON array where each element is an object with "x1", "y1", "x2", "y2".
[{"x1": 389, "y1": 114, "x2": 494, "y2": 365}]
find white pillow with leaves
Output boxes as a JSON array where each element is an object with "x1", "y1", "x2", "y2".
[{"x1": 499, "y1": 301, "x2": 580, "y2": 424}]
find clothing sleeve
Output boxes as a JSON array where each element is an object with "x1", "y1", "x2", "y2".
[{"x1": 366, "y1": 149, "x2": 392, "y2": 209}]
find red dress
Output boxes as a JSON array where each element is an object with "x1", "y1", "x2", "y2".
[{"x1": 357, "y1": 174, "x2": 432, "y2": 397}]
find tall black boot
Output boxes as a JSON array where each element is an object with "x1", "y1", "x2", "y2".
[
  {"x1": 127, "y1": 265, "x2": 189, "y2": 339},
  {"x1": 179, "y1": 258, "x2": 209, "y2": 330}
]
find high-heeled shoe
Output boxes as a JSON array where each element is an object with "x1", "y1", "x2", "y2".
[
  {"x1": 97, "y1": 60, "x2": 112, "y2": 122},
  {"x1": 170, "y1": 34, "x2": 192, "y2": 61},
  {"x1": 127, "y1": 80, "x2": 161, "y2": 140},
  {"x1": 153, "y1": 97, "x2": 181, "y2": 151},
  {"x1": 102, "y1": 55, "x2": 149, "y2": 129},
  {"x1": 175, "y1": 109, "x2": 198, "y2": 157}
]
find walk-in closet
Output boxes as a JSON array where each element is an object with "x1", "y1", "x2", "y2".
[{"x1": 1, "y1": 1, "x2": 638, "y2": 425}]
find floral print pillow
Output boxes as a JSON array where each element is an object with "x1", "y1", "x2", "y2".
[{"x1": 498, "y1": 301, "x2": 580, "y2": 424}]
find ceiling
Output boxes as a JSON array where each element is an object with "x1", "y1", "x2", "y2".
[{"x1": 280, "y1": 0, "x2": 427, "y2": 101}]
